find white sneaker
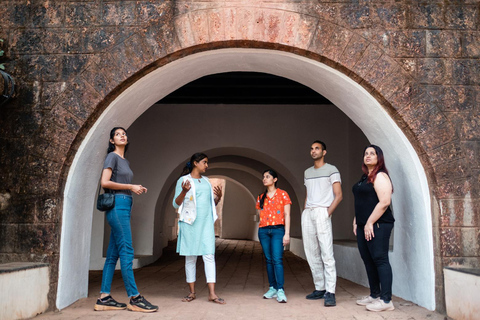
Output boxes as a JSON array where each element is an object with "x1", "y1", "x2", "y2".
[
  {"x1": 366, "y1": 299, "x2": 395, "y2": 312},
  {"x1": 356, "y1": 295, "x2": 380, "y2": 306}
]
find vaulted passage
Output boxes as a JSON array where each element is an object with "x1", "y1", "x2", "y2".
[{"x1": 60, "y1": 49, "x2": 434, "y2": 311}]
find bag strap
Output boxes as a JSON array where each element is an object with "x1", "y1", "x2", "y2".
[{"x1": 97, "y1": 154, "x2": 118, "y2": 196}]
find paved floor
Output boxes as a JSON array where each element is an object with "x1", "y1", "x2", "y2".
[{"x1": 36, "y1": 239, "x2": 446, "y2": 319}]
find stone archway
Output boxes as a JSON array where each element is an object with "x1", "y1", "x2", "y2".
[{"x1": 58, "y1": 48, "x2": 434, "y2": 310}]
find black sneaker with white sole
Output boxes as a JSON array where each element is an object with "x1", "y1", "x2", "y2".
[
  {"x1": 128, "y1": 295, "x2": 158, "y2": 313},
  {"x1": 94, "y1": 295, "x2": 127, "y2": 311}
]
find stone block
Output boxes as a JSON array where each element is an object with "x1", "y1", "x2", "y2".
[
  {"x1": 417, "y1": 58, "x2": 448, "y2": 84},
  {"x1": 408, "y1": 3, "x2": 444, "y2": 29},
  {"x1": 351, "y1": 43, "x2": 383, "y2": 79},
  {"x1": 372, "y1": 3, "x2": 407, "y2": 29},
  {"x1": 0, "y1": 1, "x2": 31, "y2": 28},
  {"x1": 425, "y1": 85, "x2": 476, "y2": 112},
  {"x1": 61, "y1": 55, "x2": 90, "y2": 81},
  {"x1": 41, "y1": 82, "x2": 67, "y2": 109},
  {"x1": 418, "y1": 121, "x2": 458, "y2": 150},
  {"x1": 312, "y1": 2, "x2": 338, "y2": 24},
  {"x1": 337, "y1": 35, "x2": 369, "y2": 69},
  {"x1": 48, "y1": 104, "x2": 82, "y2": 133},
  {"x1": 10, "y1": 29, "x2": 45, "y2": 54},
  {"x1": 224, "y1": 7, "x2": 237, "y2": 41},
  {"x1": 237, "y1": 7, "x2": 255, "y2": 40},
  {"x1": 294, "y1": 14, "x2": 317, "y2": 50},
  {"x1": 65, "y1": 2, "x2": 99, "y2": 27},
  {"x1": 309, "y1": 21, "x2": 337, "y2": 57},
  {"x1": 0, "y1": 224, "x2": 18, "y2": 253},
  {"x1": 190, "y1": 10, "x2": 211, "y2": 44},
  {"x1": 338, "y1": 3, "x2": 373, "y2": 29},
  {"x1": 440, "y1": 227, "x2": 461, "y2": 257},
  {"x1": 436, "y1": 178, "x2": 472, "y2": 199},
  {"x1": 208, "y1": 8, "x2": 225, "y2": 42},
  {"x1": 452, "y1": 59, "x2": 480, "y2": 85},
  {"x1": 461, "y1": 32, "x2": 480, "y2": 58},
  {"x1": 433, "y1": 159, "x2": 469, "y2": 183},
  {"x1": 136, "y1": 1, "x2": 173, "y2": 24},
  {"x1": 426, "y1": 30, "x2": 461, "y2": 58},
  {"x1": 175, "y1": 14, "x2": 196, "y2": 47},
  {"x1": 109, "y1": 33, "x2": 154, "y2": 77},
  {"x1": 93, "y1": 52, "x2": 129, "y2": 85},
  {"x1": 365, "y1": 30, "x2": 426, "y2": 58},
  {"x1": 363, "y1": 54, "x2": 398, "y2": 91},
  {"x1": 35, "y1": 198, "x2": 60, "y2": 224},
  {"x1": 322, "y1": 27, "x2": 353, "y2": 62},
  {"x1": 101, "y1": 2, "x2": 136, "y2": 25},
  {"x1": 31, "y1": 1, "x2": 64, "y2": 27},
  {"x1": 85, "y1": 27, "x2": 136, "y2": 53},
  {"x1": 447, "y1": 110, "x2": 480, "y2": 140},
  {"x1": 426, "y1": 141, "x2": 464, "y2": 168},
  {"x1": 445, "y1": 5, "x2": 478, "y2": 30},
  {"x1": 461, "y1": 141, "x2": 480, "y2": 170}
]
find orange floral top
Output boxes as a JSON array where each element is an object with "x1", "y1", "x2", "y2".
[{"x1": 256, "y1": 188, "x2": 292, "y2": 228}]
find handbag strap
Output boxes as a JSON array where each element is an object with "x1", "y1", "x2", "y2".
[{"x1": 97, "y1": 154, "x2": 118, "y2": 196}]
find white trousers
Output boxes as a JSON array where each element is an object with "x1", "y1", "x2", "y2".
[
  {"x1": 185, "y1": 254, "x2": 216, "y2": 283},
  {"x1": 301, "y1": 207, "x2": 336, "y2": 293}
]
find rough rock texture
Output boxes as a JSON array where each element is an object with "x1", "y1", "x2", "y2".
[{"x1": 0, "y1": 0, "x2": 478, "y2": 313}]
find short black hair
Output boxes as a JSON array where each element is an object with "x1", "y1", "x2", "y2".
[{"x1": 312, "y1": 140, "x2": 326, "y2": 150}]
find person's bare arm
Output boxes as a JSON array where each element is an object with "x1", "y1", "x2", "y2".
[{"x1": 327, "y1": 182, "x2": 343, "y2": 216}]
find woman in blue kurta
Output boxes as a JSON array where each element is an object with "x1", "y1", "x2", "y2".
[{"x1": 173, "y1": 152, "x2": 226, "y2": 304}]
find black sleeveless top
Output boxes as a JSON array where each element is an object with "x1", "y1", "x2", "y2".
[{"x1": 352, "y1": 174, "x2": 395, "y2": 227}]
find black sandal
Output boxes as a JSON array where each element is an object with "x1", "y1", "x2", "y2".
[{"x1": 182, "y1": 292, "x2": 196, "y2": 302}]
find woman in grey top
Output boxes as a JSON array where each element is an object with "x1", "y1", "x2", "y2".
[{"x1": 94, "y1": 127, "x2": 158, "y2": 313}]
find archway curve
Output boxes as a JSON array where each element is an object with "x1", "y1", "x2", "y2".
[{"x1": 59, "y1": 48, "x2": 434, "y2": 310}]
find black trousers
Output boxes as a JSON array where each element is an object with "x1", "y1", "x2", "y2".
[{"x1": 356, "y1": 222, "x2": 394, "y2": 302}]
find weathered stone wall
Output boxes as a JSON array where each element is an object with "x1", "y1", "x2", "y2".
[{"x1": 0, "y1": 0, "x2": 478, "y2": 313}]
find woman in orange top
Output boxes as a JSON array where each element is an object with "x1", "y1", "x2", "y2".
[{"x1": 256, "y1": 169, "x2": 291, "y2": 303}]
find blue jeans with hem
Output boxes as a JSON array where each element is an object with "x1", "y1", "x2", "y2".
[
  {"x1": 100, "y1": 195, "x2": 139, "y2": 298},
  {"x1": 356, "y1": 222, "x2": 393, "y2": 302},
  {"x1": 258, "y1": 225, "x2": 285, "y2": 290}
]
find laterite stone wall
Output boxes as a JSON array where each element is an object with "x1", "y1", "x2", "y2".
[{"x1": 0, "y1": 1, "x2": 478, "y2": 312}]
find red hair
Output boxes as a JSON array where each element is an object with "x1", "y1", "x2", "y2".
[{"x1": 362, "y1": 145, "x2": 390, "y2": 185}]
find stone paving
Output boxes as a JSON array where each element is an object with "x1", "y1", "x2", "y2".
[{"x1": 35, "y1": 239, "x2": 447, "y2": 320}]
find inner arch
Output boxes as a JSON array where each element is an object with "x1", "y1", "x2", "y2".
[{"x1": 59, "y1": 48, "x2": 434, "y2": 310}]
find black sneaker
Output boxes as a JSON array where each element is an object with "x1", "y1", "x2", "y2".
[
  {"x1": 127, "y1": 295, "x2": 158, "y2": 313},
  {"x1": 94, "y1": 295, "x2": 127, "y2": 311},
  {"x1": 324, "y1": 292, "x2": 336, "y2": 307},
  {"x1": 306, "y1": 290, "x2": 326, "y2": 300}
]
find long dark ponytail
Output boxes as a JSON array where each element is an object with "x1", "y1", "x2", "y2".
[
  {"x1": 107, "y1": 127, "x2": 129, "y2": 154},
  {"x1": 180, "y1": 152, "x2": 208, "y2": 177},
  {"x1": 259, "y1": 169, "x2": 278, "y2": 209}
]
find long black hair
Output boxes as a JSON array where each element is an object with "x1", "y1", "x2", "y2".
[
  {"x1": 180, "y1": 152, "x2": 208, "y2": 177},
  {"x1": 107, "y1": 127, "x2": 129, "y2": 154},
  {"x1": 258, "y1": 169, "x2": 278, "y2": 209}
]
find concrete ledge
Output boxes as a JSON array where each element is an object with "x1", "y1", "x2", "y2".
[
  {"x1": 0, "y1": 262, "x2": 49, "y2": 320},
  {"x1": 444, "y1": 267, "x2": 480, "y2": 320}
]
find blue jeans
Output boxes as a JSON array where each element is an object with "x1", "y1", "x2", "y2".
[
  {"x1": 100, "y1": 195, "x2": 139, "y2": 298},
  {"x1": 258, "y1": 225, "x2": 285, "y2": 290},
  {"x1": 356, "y1": 222, "x2": 394, "y2": 302}
]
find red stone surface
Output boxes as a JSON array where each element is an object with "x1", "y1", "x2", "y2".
[{"x1": 0, "y1": 0, "x2": 479, "y2": 313}]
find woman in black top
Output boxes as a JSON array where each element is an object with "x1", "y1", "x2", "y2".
[
  {"x1": 352, "y1": 145, "x2": 395, "y2": 312},
  {"x1": 94, "y1": 127, "x2": 158, "y2": 313}
]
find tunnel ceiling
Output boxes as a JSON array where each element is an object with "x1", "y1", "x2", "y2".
[{"x1": 157, "y1": 72, "x2": 333, "y2": 105}]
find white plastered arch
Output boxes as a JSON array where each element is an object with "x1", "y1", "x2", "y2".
[{"x1": 58, "y1": 49, "x2": 434, "y2": 310}]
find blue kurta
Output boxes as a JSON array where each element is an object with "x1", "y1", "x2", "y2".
[{"x1": 175, "y1": 177, "x2": 216, "y2": 256}]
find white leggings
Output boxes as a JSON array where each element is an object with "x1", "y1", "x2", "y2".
[{"x1": 185, "y1": 254, "x2": 216, "y2": 283}]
